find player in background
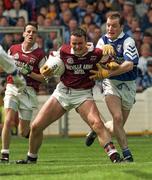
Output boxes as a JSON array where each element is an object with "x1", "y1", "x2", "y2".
[
  {"x1": 0, "y1": 22, "x2": 46, "y2": 163},
  {"x1": 86, "y1": 12, "x2": 139, "y2": 162},
  {"x1": 16, "y1": 27, "x2": 122, "y2": 164}
]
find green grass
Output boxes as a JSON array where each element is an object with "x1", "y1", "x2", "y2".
[{"x1": 0, "y1": 136, "x2": 152, "y2": 180}]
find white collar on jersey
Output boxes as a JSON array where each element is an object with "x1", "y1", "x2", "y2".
[
  {"x1": 21, "y1": 43, "x2": 38, "y2": 53},
  {"x1": 105, "y1": 31, "x2": 125, "y2": 42},
  {"x1": 71, "y1": 42, "x2": 94, "y2": 56}
]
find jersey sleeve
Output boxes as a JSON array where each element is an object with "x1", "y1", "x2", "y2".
[
  {"x1": 123, "y1": 37, "x2": 139, "y2": 64},
  {"x1": 96, "y1": 38, "x2": 105, "y2": 49}
]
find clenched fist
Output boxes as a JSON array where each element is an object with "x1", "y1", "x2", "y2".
[
  {"x1": 102, "y1": 44, "x2": 116, "y2": 56},
  {"x1": 106, "y1": 61, "x2": 119, "y2": 70}
]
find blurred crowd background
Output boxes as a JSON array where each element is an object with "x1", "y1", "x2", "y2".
[{"x1": 0, "y1": 0, "x2": 152, "y2": 95}]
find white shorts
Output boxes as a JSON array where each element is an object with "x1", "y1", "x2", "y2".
[
  {"x1": 4, "y1": 84, "x2": 38, "y2": 120},
  {"x1": 102, "y1": 79, "x2": 136, "y2": 110},
  {"x1": 52, "y1": 82, "x2": 94, "y2": 111}
]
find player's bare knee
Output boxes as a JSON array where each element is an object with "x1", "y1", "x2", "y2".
[
  {"x1": 31, "y1": 123, "x2": 41, "y2": 136},
  {"x1": 113, "y1": 113, "x2": 123, "y2": 125},
  {"x1": 92, "y1": 119, "x2": 103, "y2": 131}
]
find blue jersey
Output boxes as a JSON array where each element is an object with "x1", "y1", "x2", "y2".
[{"x1": 96, "y1": 32, "x2": 139, "y2": 81}]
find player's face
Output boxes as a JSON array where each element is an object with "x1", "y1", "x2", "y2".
[
  {"x1": 23, "y1": 25, "x2": 37, "y2": 45},
  {"x1": 70, "y1": 35, "x2": 87, "y2": 56},
  {"x1": 106, "y1": 18, "x2": 123, "y2": 40}
]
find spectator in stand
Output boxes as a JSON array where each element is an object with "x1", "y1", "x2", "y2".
[
  {"x1": 35, "y1": 0, "x2": 48, "y2": 13},
  {"x1": 136, "y1": 0, "x2": 152, "y2": 18},
  {"x1": 16, "y1": 16, "x2": 26, "y2": 27},
  {"x1": 46, "y1": 3, "x2": 58, "y2": 22},
  {"x1": 141, "y1": 7, "x2": 152, "y2": 32},
  {"x1": 138, "y1": 43, "x2": 152, "y2": 75},
  {"x1": 59, "y1": 0, "x2": 71, "y2": 18},
  {"x1": 20, "y1": 0, "x2": 34, "y2": 21},
  {"x1": 43, "y1": 17, "x2": 52, "y2": 27},
  {"x1": 59, "y1": 9, "x2": 74, "y2": 32},
  {"x1": 92, "y1": 25, "x2": 102, "y2": 46},
  {"x1": 95, "y1": 0, "x2": 111, "y2": 25},
  {"x1": 64, "y1": 18, "x2": 78, "y2": 44},
  {"x1": 142, "y1": 61, "x2": 152, "y2": 90},
  {"x1": 3, "y1": 0, "x2": 28, "y2": 24},
  {"x1": 132, "y1": 27, "x2": 142, "y2": 53},
  {"x1": 137, "y1": 61, "x2": 152, "y2": 92},
  {"x1": 13, "y1": 33, "x2": 24, "y2": 44},
  {"x1": 1, "y1": 33, "x2": 14, "y2": 52},
  {"x1": 36, "y1": 35, "x2": 45, "y2": 49},
  {"x1": 142, "y1": 31, "x2": 152, "y2": 50},
  {"x1": 122, "y1": 1, "x2": 139, "y2": 33},
  {"x1": 72, "y1": 0, "x2": 87, "y2": 24},
  {"x1": 85, "y1": 2, "x2": 101, "y2": 26},
  {"x1": 0, "y1": 5, "x2": 4, "y2": 17},
  {"x1": 39, "y1": 6, "x2": 48, "y2": 18},
  {"x1": 126, "y1": 17, "x2": 141, "y2": 37},
  {"x1": 110, "y1": 0, "x2": 124, "y2": 12},
  {"x1": 81, "y1": 14, "x2": 93, "y2": 33},
  {"x1": 122, "y1": 1, "x2": 138, "y2": 18},
  {"x1": 0, "y1": 16, "x2": 9, "y2": 42},
  {"x1": 36, "y1": 13, "x2": 45, "y2": 27},
  {"x1": 3, "y1": 0, "x2": 12, "y2": 10}
]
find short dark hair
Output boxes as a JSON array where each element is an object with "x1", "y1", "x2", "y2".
[
  {"x1": 107, "y1": 11, "x2": 124, "y2": 26},
  {"x1": 71, "y1": 28, "x2": 87, "y2": 40},
  {"x1": 24, "y1": 22, "x2": 38, "y2": 31}
]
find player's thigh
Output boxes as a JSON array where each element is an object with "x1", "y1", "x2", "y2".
[
  {"x1": 105, "y1": 95, "x2": 122, "y2": 117},
  {"x1": 4, "y1": 108, "x2": 17, "y2": 125},
  {"x1": 31, "y1": 96, "x2": 66, "y2": 131},
  {"x1": 77, "y1": 100, "x2": 101, "y2": 125}
]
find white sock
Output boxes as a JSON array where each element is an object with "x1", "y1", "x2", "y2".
[
  {"x1": 1, "y1": 149, "x2": 9, "y2": 154},
  {"x1": 27, "y1": 152, "x2": 37, "y2": 158}
]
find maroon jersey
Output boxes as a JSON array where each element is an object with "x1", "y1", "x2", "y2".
[
  {"x1": 59, "y1": 44, "x2": 103, "y2": 89},
  {"x1": 7, "y1": 43, "x2": 46, "y2": 92}
]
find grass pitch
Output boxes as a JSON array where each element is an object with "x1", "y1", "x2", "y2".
[{"x1": 0, "y1": 136, "x2": 152, "y2": 180}]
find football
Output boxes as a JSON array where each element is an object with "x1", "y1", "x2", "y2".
[{"x1": 45, "y1": 54, "x2": 65, "y2": 76}]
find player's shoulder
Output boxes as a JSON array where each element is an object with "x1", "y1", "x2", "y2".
[
  {"x1": 34, "y1": 47, "x2": 46, "y2": 58},
  {"x1": 94, "y1": 47, "x2": 102, "y2": 54},
  {"x1": 9, "y1": 44, "x2": 21, "y2": 51},
  {"x1": 60, "y1": 44, "x2": 71, "y2": 54}
]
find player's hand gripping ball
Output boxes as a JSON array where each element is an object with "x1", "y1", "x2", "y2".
[
  {"x1": 100, "y1": 55, "x2": 120, "y2": 70},
  {"x1": 102, "y1": 44, "x2": 116, "y2": 56},
  {"x1": 89, "y1": 63, "x2": 110, "y2": 80},
  {"x1": 40, "y1": 55, "x2": 65, "y2": 77}
]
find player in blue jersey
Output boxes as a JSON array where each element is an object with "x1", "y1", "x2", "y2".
[{"x1": 86, "y1": 12, "x2": 139, "y2": 162}]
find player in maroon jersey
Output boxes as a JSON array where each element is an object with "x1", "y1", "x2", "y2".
[
  {"x1": 16, "y1": 28, "x2": 122, "y2": 164},
  {"x1": 1, "y1": 22, "x2": 46, "y2": 163}
]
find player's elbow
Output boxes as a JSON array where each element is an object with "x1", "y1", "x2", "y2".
[{"x1": 126, "y1": 62, "x2": 134, "y2": 71}]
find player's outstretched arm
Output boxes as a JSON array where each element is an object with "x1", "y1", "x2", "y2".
[{"x1": 0, "y1": 45, "x2": 16, "y2": 74}]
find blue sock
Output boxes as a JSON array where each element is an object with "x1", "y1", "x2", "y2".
[{"x1": 122, "y1": 148, "x2": 132, "y2": 159}]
